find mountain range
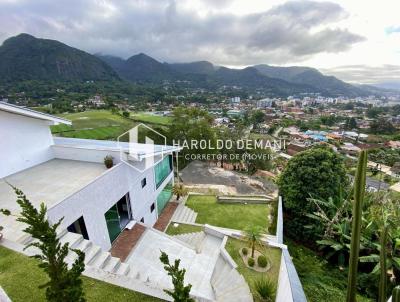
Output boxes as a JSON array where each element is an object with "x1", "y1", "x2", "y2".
[{"x1": 0, "y1": 33, "x2": 390, "y2": 97}]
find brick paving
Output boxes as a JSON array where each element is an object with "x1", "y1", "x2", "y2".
[
  {"x1": 153, "y1": 202, "x2": 179, "y2": 231},
  {"x1": 110, "y1": 223, "x2": 146, "y2": 262}
]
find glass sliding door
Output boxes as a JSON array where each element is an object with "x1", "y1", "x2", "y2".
[
  {"x1": 105, "y1": 204, "x2": 121, "y2": 243},
  {"x1": 104, "y1": 193, "x2": 133, "y2": 244}
]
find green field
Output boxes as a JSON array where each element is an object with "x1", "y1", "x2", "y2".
[
  {"x1": 51, "y1": 110, "x2": 135, "y2": 140},
  {"x1": 131, "y1": 112, "x2": 172, "y2": 126},
  {"x1": 0, "y1": 246, "x2": 162, "y2": 302},
  {"x1": 185, "y1": 195, "x2": 271, "y2": 232}
]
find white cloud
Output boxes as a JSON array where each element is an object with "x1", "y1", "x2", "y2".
[{"x1": 0, "y1": 0, "x2": 399, "y2": 84}]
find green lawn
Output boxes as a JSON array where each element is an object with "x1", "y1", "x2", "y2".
[
  {"x1": 185, "y1": 195, "x2": 271, "y2": 232},
  {"x1": 165, "y1": 223, "x2": 203, "y2": 236},
  {"x1": 287, "y1": 240, "x2": 372, "y2": 302},
  {"x1": 131, "y1": 113, "x2": 172, "y2": 126},
  {"x1": 51, "y1": 110, "x2": 134, "y2": 140},
  {"x1": 225, "y1": 238, "x2": 281, "y2": 301},
  {"x1": 0, "y1": 246, "x2": 163, "y2": 302}
]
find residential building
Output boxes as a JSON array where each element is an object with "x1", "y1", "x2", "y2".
[{"x1": 0, "y1": 102, "x2": 179, "y2": 250}]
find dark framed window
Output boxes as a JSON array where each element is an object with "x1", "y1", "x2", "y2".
[
  {"x1": 150, "y1": 203, "x2": 155, "y2": 213},
  {"x1": 141, "y1": 178, "x2": 147, "y2": 188},
  {"x1": 140, "y1": 217, "x2": 144, "y2": 223}
]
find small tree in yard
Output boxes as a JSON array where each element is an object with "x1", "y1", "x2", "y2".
[
  {"x1": 244, "y1": 226, "x2": 264, "y2": 258},
  {"x1": 172, "y1": 184, "x2": 188, "y2": 201},
  {"x1": 11, "y1": 186, "x2": 86, "y2": 302},
  {"x1": 160, "y1": 251, "x2": 194, "y2": 302}
]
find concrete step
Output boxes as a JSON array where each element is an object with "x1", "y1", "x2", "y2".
[
  {"x1": 16, "y1": 233, "x2": 32, "y2": 244},
  {"x1": 59, "y1": 231, "x2": 83, "y2": 248},
  {"x1": 115, "y1": 262, "x2": 130, "y2": 276},
  {"x1": 89, "y1": 252, "x2": 111, "y2": 269},
  {"x1": 216, "y1": 284, "x2": 252, "y2": 302},
  {"x1": 74, "y1": 239, "x2": 92, "y2": 253},
  {"x1": 65, "y1": 250, "x2": 79, "y2": 266},
  {"x1": 84, "y1": 245, "x2": 101, "y2": 264},
  {"x1": 213, "y1": 263, "x2": 232, "y2": 287},
  {"x1": 56, "y1": 228, "x2": 68, "y2": 239},
  {"x1": 103, "y1": 257, "x2": 120, "y2": 273}
]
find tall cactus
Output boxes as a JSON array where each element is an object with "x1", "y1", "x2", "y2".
[
  {"x1": 378, "y1": 225, "x2": 388, "y2": 302},
  {"x1": 392, "y1": 286, "x2": 400, "y2": 302},
  {"x1": 346, "y1": 150, "x2": 367, "y2": 302}
]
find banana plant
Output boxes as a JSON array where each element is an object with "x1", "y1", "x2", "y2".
[{"x1": 360, "y1": 197, "x2": 400, "y2": 302}]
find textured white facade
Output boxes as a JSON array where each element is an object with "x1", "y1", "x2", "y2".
[{"x1": 0, "y1": 111, "x2": 55, "y2": 178}]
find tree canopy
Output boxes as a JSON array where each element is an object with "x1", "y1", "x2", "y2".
[{"x1": 278, "y1": 145, "x2": 349, "y2": 239}]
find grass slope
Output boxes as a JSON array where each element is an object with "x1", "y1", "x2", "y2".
[
  {"x1": 0, "y1": 246, "x2": 162, "y2": 302},
  {"x1": 185, "y1": 195, "x2": 270, "y2": 231},
  {"x1": 287, "y1": 240, "x2": 372, "y2": 302}
]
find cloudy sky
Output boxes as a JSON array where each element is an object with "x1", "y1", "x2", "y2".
[{"x1": 0, "y1": 0, "x2": 399, "y2": 84}]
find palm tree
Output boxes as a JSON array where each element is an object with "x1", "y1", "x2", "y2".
[
  {"x1": 172, "y1": 184, "x2": 188, "y2": 201},
  {"x1": 244, "y1": 226, "x2": 264, "y2": 258}
]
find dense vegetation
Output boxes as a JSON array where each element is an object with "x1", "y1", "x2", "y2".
[
  {"x1": 0, "y1": 33, "x2": 383, "y2": 98},
  {"x1": 369, "y1": 148, "x2": 400, "y2": 167},
  {"x1": 279, "y1": 147, "x2": 400, "y2": 300},
  {"x1": 0, "y1": 34, "x2": 119, "y2": 82},
  {"x1": 278, "y1": 145, "x2": 349, "y2": 241}
]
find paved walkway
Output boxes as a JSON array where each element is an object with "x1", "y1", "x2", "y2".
[
  {"x1": 153, "y1": 202, "x2": 178, "y2": 231},
  {"x1": 110, "y1": 224, "x2": 146, "y2": 262},
  {"x1": 125, "y1": 228, "x2": 222, "y2": 300}
]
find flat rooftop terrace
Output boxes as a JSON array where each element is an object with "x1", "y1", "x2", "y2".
[{"x1": 0, "y1": 158, "x2": 106, "y2": 212}]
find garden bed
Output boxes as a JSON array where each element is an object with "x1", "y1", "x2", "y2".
[
  {"x1": 239, "y1": 248, "x2": 271, "y2": 273},
  {"x1": 225, "y1": 238, "x2": 281, "y2": 301}
]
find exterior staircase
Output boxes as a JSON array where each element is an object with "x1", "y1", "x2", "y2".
[
  {"x1": 172, "y1": 231, "x2": 206, "y2": 253},
  {"x1": 211, "y1": 256, "x2": 253, "y2": 302},
  {"x1": 18, "y1": 228, "x2": 131, "y2": 277},
  {"x1": 2, "y1": 214, "x2": 253, "y2": 302},
  {"x1": 171, "y1": 204, "x2": 198, "y2": 224}
]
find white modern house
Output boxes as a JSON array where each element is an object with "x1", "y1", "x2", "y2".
[
  {"x1": 0, "y1": 102, "x2": 307, "y2": 302},
  {"x1": 0, "y1": 102, "x2": 178, "y2": 250}
]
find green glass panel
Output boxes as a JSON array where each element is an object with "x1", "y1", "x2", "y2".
[
  {"x1": 105, "y1": 205, "x2": 121, "y2": 243},
  {"x1": 157, "y1": 182, "x2": 173, "y2": 214},
  {"x1": 155, "y1": 155, "x2": 172, "y2": 188}
]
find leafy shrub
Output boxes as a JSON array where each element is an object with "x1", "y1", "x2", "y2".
[
  {"x1": 104, "y1": 155, "x2": 114, "y2": 169},
  {"x1": 242, "y1": 247, "x2": 248, "y2": 256},
  {"x1": 254, "y1": 277, "x2": 276, "y2": 302},
  {"x1": 248, "y1": 257, "x2": 255, "y2": 267},
  {"x1": 258, "y1": 255, "x2": 268, "y2": 268}
]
